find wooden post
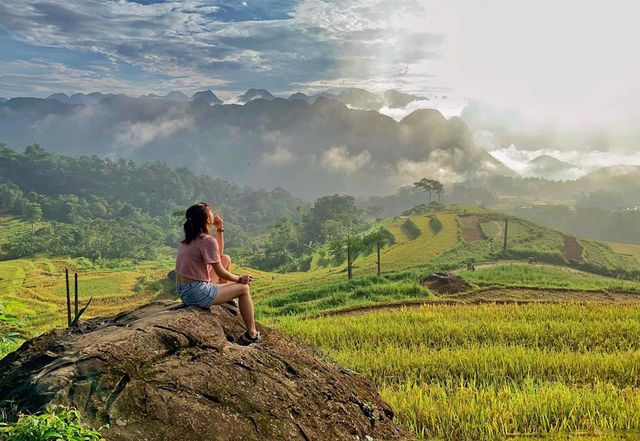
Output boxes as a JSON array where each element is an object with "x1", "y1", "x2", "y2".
[
  {"x1": 503, "y1": 218, "x2": 509, "y2": 252},
  {"x1": 347, "y1": 235, "x2": 352, "y2": 280},
  {"x1": 65, "y1": 269, "x2": 71, "y2": 327},
  {"x1": 376, "y1": 237, "x2": 381, "y2": 277},
  {"x1": 74, "y1": 272, "x2": 79, "y2": 317}
]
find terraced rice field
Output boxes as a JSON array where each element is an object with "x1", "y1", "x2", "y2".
[
  {"x1": 605, "y1": 241, "x2": 640, "y2": 264},
  {"x1": 0, "y1": 257, "x2": 174, "y2": 336},
  {"x1": 278, "y1": 302, "x2": 640, "y2": 440}
]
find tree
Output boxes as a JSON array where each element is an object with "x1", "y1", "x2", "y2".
[
  {"x1": 414, "y1": 178, "x2": 442, "y2": 203},
  {"x1": 432, "y1": 181, "x2": 444, "y2": 203},
  {"x1": 302, "y1": 194, "x2": 362, "y2": 243}
]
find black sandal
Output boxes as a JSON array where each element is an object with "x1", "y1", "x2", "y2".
[{"x1": 237, "y1": 330, "x2": 261, "y2": 346}]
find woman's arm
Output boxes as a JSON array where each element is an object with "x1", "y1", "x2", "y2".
[
  {"x1": 212, "y1": 261, "x2": 238, "y2": 283},
  {"x1": 211, "y1": 262, "x2": 252, "y2": 284},
  {"x1": 213, "y1": 214, "x2": 224, "y2": 255}
]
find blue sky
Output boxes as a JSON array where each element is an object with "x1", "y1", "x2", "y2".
[{"x1": 0, "y1": 0, "x2": 443, "y2": 98}]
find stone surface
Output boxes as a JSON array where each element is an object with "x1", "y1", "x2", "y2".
[{"x1": 0, "y1": 301, "x2": 413, "y2": 441}]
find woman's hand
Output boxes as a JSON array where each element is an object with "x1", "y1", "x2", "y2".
[
  {"x1": 238, "y1": 275, "x2": 253, "y2": 284},
  {"x1": 213, "y1": 214, "x2": 224, "y2": 230}
]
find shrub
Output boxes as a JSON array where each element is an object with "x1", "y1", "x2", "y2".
[{"x1": 0, "y1": 405, "x2": 104, "y2": 441}]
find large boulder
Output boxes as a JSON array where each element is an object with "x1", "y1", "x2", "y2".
[{"x1": 0, "y1": 301, "x2": 413, "y2": 441}]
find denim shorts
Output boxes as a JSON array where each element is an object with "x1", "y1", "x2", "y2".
[{"x1": 175, "y1": 280, "x2": 220, "y2": 308}]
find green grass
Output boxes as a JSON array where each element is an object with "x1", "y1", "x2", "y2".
[
  {"x1": 0, "y1": 215, "x2": 47, "y2": 250},
  {"x1": 461, "y1": 264, "x2": 640, "y2": 292},
  {"x1": 256, "y1": 273, "x2": 431, "y2": 318},
  {"x1": 278, "y1": 304, "x2": 640, "y2": 440}
]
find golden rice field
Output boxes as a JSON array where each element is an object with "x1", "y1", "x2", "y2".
[
  {"x1": 277, "y1": 303, "x2": 640, "y2": 440},
  {"x1": 0, "y1": 257, "x2": 174, "y2": 336}
]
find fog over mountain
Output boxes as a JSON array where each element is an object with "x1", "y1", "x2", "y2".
[{"x1": 0, "y1": 90, "x2": 512, "y2": 198}]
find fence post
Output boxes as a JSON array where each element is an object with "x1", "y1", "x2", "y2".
[
  {"x1": 65, "y1": 269, "x2": 71, "y2": 327},
  {"x1": 376, "y1": 237, "x2": 381, "y2": 277},
  {"x1": 74, "y1": 273, "x2": 78, "y2": 317},
  {"x1": 503, "y1": 218, "x2": 509, "y2": 252},
  {"x1": 347, "y1": 235, "x2": 352, "y2": 280}
]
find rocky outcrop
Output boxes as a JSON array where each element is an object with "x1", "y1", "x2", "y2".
[{"x1": 0, "y1": 301, "x2": 413, "y2": 441}]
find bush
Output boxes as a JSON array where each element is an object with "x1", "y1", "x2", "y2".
[
  {"x1": 402, "y1": 218, "x2": 421, "y2": 240},
  {"x1": 0, "y1": 405, "x2": 104, "y2": 441}
]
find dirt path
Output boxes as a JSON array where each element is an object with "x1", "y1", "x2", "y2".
[
  {"x1": 563, "y1": 235, "x2": 583, "y2": 262},
  {"x1": 307, "y1": 287, "x2": 640, "y2": 319},
  {"x1": 458, "y1": 215, "x2": 487, "y2": 241}
]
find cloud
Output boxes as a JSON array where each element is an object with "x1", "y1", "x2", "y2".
[
  {"x1": 114, "y1": 113, "x2": 193, "y2": 150},
  {"x1": 260, "y1": 145, "x2": 296, "y2": 166},
  {"x1": 320, "y1": 145, "x2": 371, "y2": 175},
  {"x1": 489, "y1": 144, "x2": 640, "y2": 180},
  {"x1": 0, "y1": 0, "x2": 444, "y2": 97}
]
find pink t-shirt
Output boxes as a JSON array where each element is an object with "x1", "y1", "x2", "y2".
[{"x1": 175, "y1": 233, "x2": 221, "y2": 282}]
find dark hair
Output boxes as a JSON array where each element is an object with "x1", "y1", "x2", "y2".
[{"x1": 182, "y1": 202, "x2": 212, "y2": 244}]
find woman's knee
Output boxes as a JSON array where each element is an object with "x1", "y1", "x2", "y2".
[{"x1": 221, "y1": 254, "x2": 232, "y2": 268}]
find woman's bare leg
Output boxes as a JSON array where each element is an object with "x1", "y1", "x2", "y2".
[
  {"x1": 211, "y1": 254, "x2": 233, "y2": 284},
  {"x1": 212, "y1": 283, "x2": 257, "y2": 337}
]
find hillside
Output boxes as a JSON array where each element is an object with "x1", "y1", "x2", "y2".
[{"x1": 3, "y1": 205, "x2": 640, "y2": 343}]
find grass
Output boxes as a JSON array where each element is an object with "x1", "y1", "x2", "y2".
[
  {"x1": 0, "y1": 215, "x2": 47, "y2": 250},
  {"x1": 605, "y1": 241, "x2": 640, "y2": 264},
  {"x1": 460, "y1": 264, "x2": 640, "y2": 292},
  {"x1": 278, "y1": 303, "x2": 640, "y2": 440},
  {"x1": 0, "y1": 256, "x2": 175, "y2": 336}
]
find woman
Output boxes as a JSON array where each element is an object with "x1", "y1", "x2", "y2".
[{"x1": 175, "y1": 202, "x2": 259, "y2": 345}]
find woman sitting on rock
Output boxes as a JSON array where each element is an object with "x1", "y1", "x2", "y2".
[{"x1": 175, "y1": 202, "x2": 260, "y2": 345}]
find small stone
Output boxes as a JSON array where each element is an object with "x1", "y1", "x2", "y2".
[{"x1": 115, "y1": 418, "x2": 127, "y2": 426}]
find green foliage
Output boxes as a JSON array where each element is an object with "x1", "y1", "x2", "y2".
[
  {"x1": 428, "y1": 215, "x2": 442, "y2": 233},
  {"x1": 401, "y1": 218, "x2": 421, "y2": 240},
  {"x1": 461, "y1": 264, "x2": 640, "y2": 292},
  {"x1": 256, "y1": 273, "x2": 431, "y2": 318},
  {"x1": 0, "y1": 144, "x2": 303, "y2": 260},
  {"x1": 301, "y1": 194, "x2": 363, "y2": 244},
  {"x1": 0, "y1": 405, "x2": 104, "y2": 441}
]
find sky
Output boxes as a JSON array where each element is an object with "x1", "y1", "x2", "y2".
[{"x1": 1, "y1": 0, "x2": 639, "y2": 163}]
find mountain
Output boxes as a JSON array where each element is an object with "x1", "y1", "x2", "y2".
[
  {"x1": 46, "y1": 92, "x2": 110, "y2": 105},
  {"x1": 522, "y1": 154, "x2": 579, "y2": 180},
  {"x1": 192, "y1": 89, "x2": 222, "y2": 105},
  {"x1": 164, "y1": 90, "x2": 190, "y2": 102},
  {"x1": 0, "y1": 97, "x2": 7, "y2": 103},
  {"x1": 0, "y1": 92, "x2": 512, "y2": 197},
  {"x1": 288, "y1": 92, "x2": 314, "y2": 103},
  {"x1": 383, "y1": 89, "x2": 426, "y2": 108},
  {"x1": 337, "y1": 87, "x2": 383, "y2": 109},
  {"x1": 238, "y1": 88, "x2": 275, "y2": 102}
]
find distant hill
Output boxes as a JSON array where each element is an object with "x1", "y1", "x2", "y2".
[
  {"x1": 0, "y1": 93, "x2": 513, "y2": 197},
  {"x1": 522, "y1": 154, "x2": 580, "y2": 180},
  {"x1": 238, "y1": 88, "x2": 275, "y2": 102},
  {"x1": 192, "y1": 89, "x2": 222, "y2": 105}
]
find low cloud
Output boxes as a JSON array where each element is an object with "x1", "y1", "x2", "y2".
[
  {"x1": 260, "y1": 145, "x2": 296, "y2": 166},
  {"x1": 320, "y1": 145, "x2": 371, "y2": 175},
  {"x1": 114, "y1": 114, "x2": 193, "y2": 150}
]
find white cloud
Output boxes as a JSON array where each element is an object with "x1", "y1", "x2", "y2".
[
  {"x1": 320, "y1": 145, "x2": 371, "y2": 175},
  {"x1": 260, "y1": 145, "x2": 295, "y2": 166},
  {"x1": 114, "y1": 114, "x2": 193, "y2": 149}
]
